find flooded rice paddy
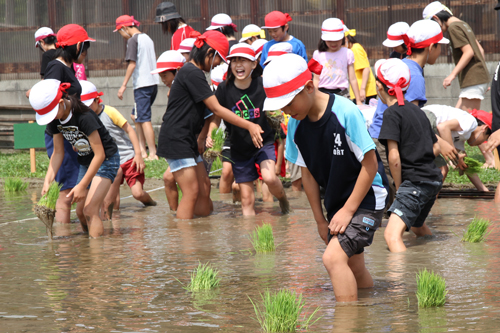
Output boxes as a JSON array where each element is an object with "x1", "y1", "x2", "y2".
[{"x1": 1, "y1": 184, "x2": 500, "y2": 332}]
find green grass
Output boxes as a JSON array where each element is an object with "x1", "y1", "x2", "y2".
[
  {"x1": 249, "y1": 223, "x2": 276, "y2": 253},
  {"x1": 144, "y1": 157, "x2": 223, "y2": 179},
  {"x1": 3, "y1": 177, "x2": 28, "y2": 192},
  {"x1": 416, "y1": 269, "x2": 447, "y2": 308},
  {"x1": 185, "y1": 262, "x2": 221, "y2": 292},
  {"x1": 444, "y1": 144, "x2": 500, "y2": 185},
  {"x1": 0, "y1": 151, "x2": 48, "y2": 178},
  {"x1": 461, "y1": 216, "x2": 491, "y2": 243},
  {"x1": 249, "y1": 289, "x2": 320, "y2": 332},
  {"x1": 38, "y1": 182, "x2": 62, "y2": 210}
]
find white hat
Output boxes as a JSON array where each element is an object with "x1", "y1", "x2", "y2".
[
  {"x1": 321, "y1": 18, "x2": 344, "y2": 42},
  {"x1": 252, "y1": 39, "x2": 268, "y2": 58},
  {"x1": 263, "y1": 42, "x2": 293, "y2": 65},
  {"x1": 383, "y1": 22, "x2": 410, "y2": 48},
  {"x1": 178, "y1": 38, "x2": 196, "y2": 53},
  {"x1": 211, "y1": 63, "x2": 229, "y2": 88},
  {"x1": 79, "y1": 80, "x2": 103, "y2": 107},
  {"x1": 239, "y1": 24, "x2": 265, "y2": 43},
  {"x1": 423, "y1": 1, "x2": 453, "y2": 20},
  {"x1": 29, "y1": 79, "x2": 69, "y2": 125},
  {"x1": 406, "y1": 19, "x2": 449, "y2": 55},
  {"x1": 263, "y1": 54, "x2": 312, "y2": 111},
  {"x1": 227, "y1": 43, "x2": 256, "y2": 61},
  {"x1": 206, "y1": 13, "x2": 237, "y2": 31},
  {"x1": 34, "y1": 27, "x2": 56, "y2": 47},
  {"x1": 374, "y1": 58, "x2": 411, "y2": 106},
  {"x1": 151, "y1": 50, "x2": 186, "y2": 74}
]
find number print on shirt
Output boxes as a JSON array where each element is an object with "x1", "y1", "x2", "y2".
[
  {"x1": 333, "y1": 133, "x2": 344, "y2": 156},
  {"x1": 56, "y1": 125, "x2": 92, "y2": 156},
  {"x1": 232, "y1": 94, "x2": 261, "y2": 120}
]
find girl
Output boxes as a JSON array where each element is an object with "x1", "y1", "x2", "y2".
[
  {"x1": 313, "y1": 18, "x2": 362, "y2": 103},
  {"x1": 206, "y1": 13, "x2": 238, "y2": 49},
  {"x1": 209, "y1": 43, "x2": 289, "y2": 216},
  {"x1": 155, "y1": 1, "x2": 197, "y2": 50},
  {"x1": 156, "y1": 31, "x2": 265, "y2": 220},
  {"x1": 239, "y1": 24, "x2": 265, "y2": 44},
  {"x1": 383, "y1": 22, "x2": 409, "y2": 59},
  {"x1": 29, "y1": 79, "x2": 119, "y2": 238}
]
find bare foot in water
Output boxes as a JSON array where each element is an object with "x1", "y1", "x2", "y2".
[
  {"x1": 279, "y1": 196, "x2": 290, "y2": 214},
  {"x1": 144, "y1": 200, "x2": 157, "y2": 207}
]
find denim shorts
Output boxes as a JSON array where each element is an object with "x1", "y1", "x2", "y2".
[
  {"x1": 45, "y1": 133, "x2": 80, "y2": 191},
  {"x1": 388, "y1": 180, "x2": 442, "y2": 231},
  {"x1": 132, "y1": 85, "x2": 158, "y2": 123},
  {"x1": 232, "y1": 144, "x2": 276, "y2": 183},
  {"x1": 167, "y1": 155, "x2": 203, "y2": 173},
  {"x1": 77, "y1": 152, "x2": 120, "y2": 187}
]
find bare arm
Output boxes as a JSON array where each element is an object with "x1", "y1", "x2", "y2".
[
  {"x1": 275, "y1": 137, "x2": 284, "y2": 176},
  {"x1": 122, "y1": 121, "x2": 145, "y2": 173},
  {"x1": 206, "y1": 116, "x2": 221, "y2": 148},
  {"x1": 348, "y1": 64, "x2": 363, "y2": 104},
  {"x1": 433, "y1": 141, "x2": 441, "y2": 157},
  {"x1": 301, "y1": 166, "x2": 329, "y2": 244},
  {"x1": 42, "y1": 133, "x2": 65, "y2": 195},
  {"x1": 443, "y1": 44, "x2": 474, "y2": 88},
  {"x1": 359, "y1": 67, "x2": 370, "y2": 101},
  {"x1": 476, "y1": 40, "x2": 485, "y2": 59},
  {"x1": 118, "y1": 61, "x2": 136, "y2": 100},
  {"x1": 436, "y1": 119, "x2": 461, "y2": 146},
  {"x1": 387, "y1": 140, "x2": 402, "y2": 190},
  {"x1": 197, "y1": 116, "x2": 212, "y2": 155}
]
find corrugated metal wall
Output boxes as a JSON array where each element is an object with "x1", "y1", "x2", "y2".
[{"x1": 0, "y1": 0, "x2": 498, "y2": 79}]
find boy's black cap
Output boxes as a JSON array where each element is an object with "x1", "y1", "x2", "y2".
[{"x1": 155, "y1": 2, "x2": 181, "y2": 23}]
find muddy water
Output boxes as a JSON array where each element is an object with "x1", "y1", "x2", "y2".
[{"x1": 1, "y1": 186, "x2": 500, "y2": 332}]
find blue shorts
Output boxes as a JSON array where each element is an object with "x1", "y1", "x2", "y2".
[
  {"x1": 76, "y1": 152, "x2": 120, "y2": 187},
  {"x1": 167, "y1": 155, "x2": 203, "y2": 173},
  {"x1": 132, "y1": 85, "x2": 158, "y2": 123},
  {"x1": 232, "y1": 144, "x2": 276, "y2": 183},
  {"x1": 45, "y1": 133, "x2": 79, "y2": 191}
]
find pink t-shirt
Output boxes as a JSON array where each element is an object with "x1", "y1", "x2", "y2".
[
  {"x1": 312, "y1": 48, "x2": 354, "y2": 90},
  {"x1": 73, "y1": 63, "x2": 87, "y2": 80}
]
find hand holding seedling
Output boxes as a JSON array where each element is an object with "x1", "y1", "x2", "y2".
[
  {"x1": 329, "y1": 207, "x2": 353, "y2": 235},
  {"x1": 206, "y1": 136, "x2": 214, "y2": 148},
  {"x1": 131, "y1": 154, "x2": 145, "y2": 173},
  {"x1": 440, "y1": 140, "x2": 459, "y2": 166},
  {"x1": 68, "y1": 184, "x2": 86, "y2": 204},
  {"x1": 457, "y1": 153, "x2": 467, "y2": 171},
  {"x1": 41, "y1": 182, "x2": 50, "y2": 196}
]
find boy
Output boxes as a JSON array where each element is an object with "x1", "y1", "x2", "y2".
[
  {"x1": 114, "y1": 15, "x2": 159, "y2": 161},
  {"x1": 376, "y1": 59, "x2": 443, "y2": 253},
  {"x1": 81, "y1": 80, "x2": 156, "y2": 219},
  {"x1": 263, "y1": 54, "x2": 387, "y2": 302}
]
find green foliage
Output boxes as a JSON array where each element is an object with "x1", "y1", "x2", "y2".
[
  {"x1": 463, "y1": 157, "x2": 483, "y2": 175},
  {"x1": 0, "y1": 151, "x2": 48, "y2": 178},
  {"x1": 177, "y1": 184, "x2": 183, "y2": 201},
  {"x1": 249, "y1": 289, "x2": 320, "y2": 332},
  {"x1": 461, "y1": 216, "x2": 491, "y2": 243},
  {"x1": 416, "y1": 269, "x2": 447, "y2": 308},
  {"x1": 38, "y1": 182, "x2": 62, "y2": 210},
  {"x1": 249, "y1": 223, "x2": 276, "y2": 253},
  {"x1": 185, "y1": 262, "x2": 221, "y2": 292},
  {"x1": 3, "y1": 177, "x2": 28, "y2": 192}
]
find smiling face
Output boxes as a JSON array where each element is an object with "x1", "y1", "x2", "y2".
[
  {"x1": 281, "y1": 81, "x2": 315, "y2": 121},
  {"x1": 230, "y1": 56, "x2": 256, "y2": 81},
  {"x1": 325, "y1": 39, "x2": 343, "y2": 52},
  {"x1": 159, "y1": 70, "x2": 176, "y2": 88},
  {"x1": 267, "y1": 26, "x2": 288, "y2": 42}
]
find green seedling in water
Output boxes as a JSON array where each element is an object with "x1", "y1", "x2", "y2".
[
  {"x1": 416, "y1": 269, "x2": 447, "y2": 308},
  {"x1": 204, "y1": 128, "x2": 225, "y2": 161},
  {"x1": 249, "y1": 223, "x2": 275, "y2": 253},
  {"x1": 249, "y1": 289, "x2": 320, "y2": 332},
  {"x1": 35, "y1": 181, "x2": 62, "y2": 240},
  {"x1": 461, "y1": 216, "x2": 491, "y2": 243},
  {"x1": 463, "y1": 157, "x2": 483, "y2": 175},
  {"x1": 3, "y1": 177, "x2": 28, "y2": 192},
  {"x1": 185, "y1": 262, "x2": 221, "y2": 292}
]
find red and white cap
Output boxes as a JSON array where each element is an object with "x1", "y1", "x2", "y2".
[
  {"x1": 56, "y1": 24, "x2": 95, "y2": 48},
  {"x1": 114, "y1": 15, "x2": 140, "y2": 32},
  {"x1": 80, "y1": 80, "x2": 103, "y2": 107},
  {"x1": 252, "y1": 39, "x2": 268, "y2": 58},
  {"x1": 194, "y1": 30, "x2": 230, "y2": 62},
  {"x1": 34, "y1": 27, "x2": 56, "y2": 47},
  {"x1": 470, "y1": 109, "x2": 492, "y2": 129},
  {"x1": 383, "y1": 22, "x2": 410, "y2": 48},
  {"x1": 263, "y1": 42, "x2": 293, "y2": 65},
  {"x1": 405, "y1": 19, "x2": 449, "y2": 55},
  {"x1": 29, "y1": 79, "x2": 70, "y2": 125},
  {"x1": 374, "y1": 58, "x2": 411, "y2": 106},
  {"x1": 227, "y1": 43, "x2": 256, "y2": 61},
  {"x1": 321, "y1": 18, "x2": 344, "y2": 42},
  {"x1": 423, "y1": 1, "x2": 453, "y2": 20},
  {"x1": 178, "y1": 38, "x2": 196, "y2": 53},
  {"x1": 211, "y1": 63, "x2": 229, "y2": 88},
  {"x1": 206, "y1": 13, "x2": 237, "y2": 32},
  {"x1": 239, "y1": 24, "x2": 266, "y2": 42},
  {"x1": 262, "y1": 54, "x2": 312, "y2": 111},
  {"x1": 151, "y1": 50, "x2": 186, "y2": 74},
  {"x1": 261, "y1": 11, "x2": 292, "y2": 29}
]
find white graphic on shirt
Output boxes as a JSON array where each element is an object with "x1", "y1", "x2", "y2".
[
  {"x1": 333, "y1": 133, "x2": 344, "y2": 156},
  {"x1": 56, "y1": 125, "x2": 92, "y2": 156},
  {"x1": 495, "y1": 62, "x2": 499, "y2": 82}
]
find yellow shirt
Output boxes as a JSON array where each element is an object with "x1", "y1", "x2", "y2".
[{"x1": 349, "y1": 43, "x2": 377, "y2": 99}]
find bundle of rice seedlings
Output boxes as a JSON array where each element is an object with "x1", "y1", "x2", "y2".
[
  {"x1": 461, "y1": 216, "x2": 491, "y2": 243},
  {"x1": 185, "y1": 262, "x2": 221, "y2": 292},
  {"x1": 266, "y1": 110, "x2": 285, "y2": 132},
  {"x1": 249, "y1": 223, "x2": 275, "y2": 253},
  {"x1": 3, "y1": 177, "x2": 28, "y2": 192},
  {"x1": 34, "y1": 182, "x2": 62, "y2": 240},
  {"x1": 203, "y1": 128, "x2": 225, "y2": 161},
  {"x1": 463, "y1": 157, "x2": 483, "y2": 175},
  {"x1": 249, "y1": 289, "x2": 320, "y2": 332},
  {"x1": 416, "y1": 269, "x2": 447, "y2": 308}
]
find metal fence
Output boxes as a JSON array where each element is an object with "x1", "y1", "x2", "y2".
[{"x1": 0, "y1": 0, "x2": 498, "y2": 79}]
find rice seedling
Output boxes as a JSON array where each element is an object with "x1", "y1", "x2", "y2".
[
  {"x1": 204, "y1": 128, "x2": 225, "y2": 161},
  {"x1": 249, "y1": 289, "x2": 320, "y2": 332},
  {"x1": 184, "y1": 262, "x2": 221, "y2": 292},
  {"x1": 463, "y1": 156, "x2": 483, "y2": 175},
  {"x1": 3, "y1": 177, "x2": 28, "y2": 192},
  {"x1": 265, "y1": 110, "x2": 285, "y2": 132},
  {"x1": 35, "y1": 181, "x2": 62, "y2": 240},
  {"x1": 461, "y1": 216, "x2": 491, "y2": 243},
  {"x1": 177, "y1": 183, "x2": 183, "y2": 201},
  {"x1": 416, "y1": 269, "x2": 447, "y2": 308},
  {"x1": 249, "y1": 223, "x2": 275, "y2": 253}
]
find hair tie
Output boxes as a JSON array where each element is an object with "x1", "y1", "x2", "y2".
[{"x1": 194, "y1": 35, "x2": 207, "y2": 48}]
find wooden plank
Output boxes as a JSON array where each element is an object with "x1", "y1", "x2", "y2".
[{"x1": 13, "y1": 123, "x2": 46, "y2": 149}]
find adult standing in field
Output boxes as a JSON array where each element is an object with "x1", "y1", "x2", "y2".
[{"x1": 155, "y1": 2, "x2": 197, "y2": 51}]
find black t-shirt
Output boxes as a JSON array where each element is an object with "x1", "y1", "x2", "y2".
[
  {"x1": 491, "y1": 62, "x2": 500, "y2": 134},
  {"x1": 215, "y1": 77, "x2": 274, "y2": 160},
  {"x1": 157, "y1": 62, "x2": 214, "y2": 159},
  {"x1": 378, "y1": 101, "x2": 442, "y2": 183},
  {"x1": 40, "y1": 49, "x2": 57, "y2": 78},
  {"x1": 44, "y1": 59, "x2": 82, "y2": 98},
  {"x1": 389, "y1": 50, "x2": 407, "y2": 60},
  {"x1": 46, "y1": 108, "x2": 118, "y2": 166}
]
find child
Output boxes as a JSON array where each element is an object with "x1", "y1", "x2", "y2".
[
  {"x1": 29, "y1": 79, "x2": 119, "y2": 238},
  {"x1": 211, "y1": 43, "x2": 289, "y2": 215},
  {"x1": 313, "y1": 18, "x2": 362, "y2": 102},
  {"x1": 206, "y1": 13, "x2": 238, "y2": 49},
  {"x1": 239, "y1": 24, "x2": 265, "y2": 44},
  {"x1": 263, "y1": 54, "x2": 387, "y2": 302},
  {"x1": 376, "y1": 59, "x2": 443, "y2": 253},
  {"x1": 178, "y1": 37, "x2": 196, "y2": 61},
  {"x1": 115, "y1": 15, "x2": 159, "y2": 161},
  {"x1": 155, "y1": 1, "x2": 197, "y2": 50},
  {"x1": 383, "y1": 22, "x2": 409, "y2": 59},
  {"x1": 35, "y1": 27, "x2": 57, "y2": 79},
  {"x1": 262, "y1": 42, "x2": 293, "y2": 66},
  {"x1": 156, "y1": 31, "x2": 265, "y2": 220},
  {"x1": 260, "y1": 11, "x2": 307, "y2": 67},
  {"x1": 252, "y1": 39, "x2": 268, "y2": 63}
]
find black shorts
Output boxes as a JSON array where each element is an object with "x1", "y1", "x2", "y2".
[
  {"x1": 221, "y1": 148, "x2": 232, "y2": 164},
  {"x1": 328, "y1": 208, "x2": 383, "y2": 258}
]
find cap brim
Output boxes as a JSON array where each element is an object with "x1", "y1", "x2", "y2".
[
  {"x1": 263, "y1": 86, "x2": 304, "y2": 111},
  {"x1": 438, "y1": 36, "x2": 450, "y2": 44},
  {"x1": 261, "y1": 25, "x2": 281, "y2": 29},
  {"x1": 239, "y1": 36, "x2": 251, "y2": 43},
  {"x1": 227, "y1": 53, "x2": 256, "y2": 61},
  {"x1": 206, "y1": 26, "x2": 219, "y2": 31},
  {"x1": 85, "y1": 37, "x2": 96, "y2": 42},
  {"x1": 155, "y1": 13, "x2": 181, "y2": 23},
  {"x1": 321, "y1": 32, "x2": 344, "y2": 41},
  {"x1": 82, "y1": 99, "x2": 93, "y2": 107},
  {"x1": 151, "y1": 68, "x2": 172, "y2": 74},
  {"x1": 35, "y1": 105, "x2": 59, "y2": 126},
  {"x1": 179, "y1": 49, "x2": 190, "y2": 53},
  {"x1": 382, "y1": 39, "x2": 404, "y2": 47}
]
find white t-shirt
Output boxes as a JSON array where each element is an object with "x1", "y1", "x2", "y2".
[
  {"x1": 125, "y1": 33, "x2": 159, "y2": 89},
  {"x1": 312, "y1": 48, "x2": 355, "y2": 90}
]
